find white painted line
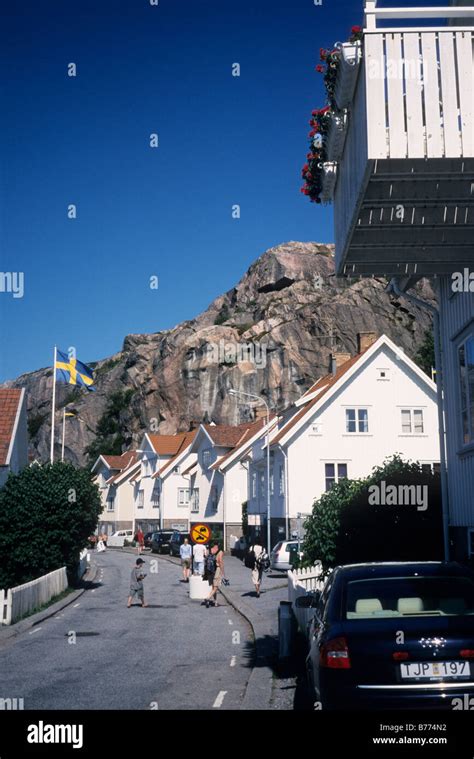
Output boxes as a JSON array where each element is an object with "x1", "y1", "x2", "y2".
[
  {"x1": 213, "y1": 691, "x2": 227, "y2": 708},
  {"x1": 73, "y1": 603, "x2": 80, "y2": 608},
  {"x1": 29, "y1": 628, "x2": 41, "y2": 634},
  {"x1": 230, "y1": 656, "x2": 236, "y2": 667},
  {"x1": 228, "y1": 619, "x2": 233, "y2": 625},
  {"x1": 91, "y1": 589, "x2": 96, "y2": 593}
]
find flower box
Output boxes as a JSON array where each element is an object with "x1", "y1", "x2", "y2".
[
  {"x1": 320, "y1": 162, "x2": 337, "y2": 203},
  {"x1": 325, "y1": 110, "x2": 348, "y2": 162},
  {"x1": 334, "y1": 41, "x2": 362, "y2": 110}
]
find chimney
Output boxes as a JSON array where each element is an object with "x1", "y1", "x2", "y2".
[
  {"x1": 330, "y1": 351, "x2": 351, "y2": 375},
  {"x1": 254, "y1": 406, "x2": 268, "y2": 422},
  {"x1": 357, "y1": 332, "x2": 378, "y2": 353}
]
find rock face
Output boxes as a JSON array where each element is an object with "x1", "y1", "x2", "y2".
[{"x1": 7, "y1": 242, "x2": 436, "y2": 466}]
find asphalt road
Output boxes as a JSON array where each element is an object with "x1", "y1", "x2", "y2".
[{"x1": 0, "y1": 551, "x2": 254, "y2": 710}]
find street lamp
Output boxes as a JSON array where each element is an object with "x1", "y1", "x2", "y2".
[{"x1": 229, "y1": 389, "x2": 271, "y2": 553}]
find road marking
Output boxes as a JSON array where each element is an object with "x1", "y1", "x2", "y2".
[
  {"x1": 91, "y1": 589, "x2": 96, "y2": 593},
  {"x1": 73, "y1": 603, "x2": 80, "y2": 608},
  {"x1": 29, "y1": 628, "x2": 41, "y2": 634},
  {"x1": 228, "y1": 619, "x2": 233, "y2": 625},
  {"x1": 213, "y1": 691, "x2": 227, "y2": 708},
  {"x1": 230, "y1": 656, "x2": 236, "y2": 667}
]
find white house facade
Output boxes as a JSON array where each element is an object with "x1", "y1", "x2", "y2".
[
  {"x1": 92, "y1": 452, "x2": 138, "y2": 534},
  {"x1": 245, "y1": 334, "x2": 440, "y2": 548}
]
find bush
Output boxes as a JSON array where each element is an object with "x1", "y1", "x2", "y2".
[
  {"x1": 0, "y1": 461, "x2": 102, "y2": 589},
  {"x1": 303, "y1": 456, "x2": 443, "y2": 571}
]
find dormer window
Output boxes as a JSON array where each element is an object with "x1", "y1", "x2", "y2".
[{"x1": 202, "y1": 449, "x2": 212, "y2": 469}]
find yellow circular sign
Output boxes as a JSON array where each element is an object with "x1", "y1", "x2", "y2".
[{"x1": 191, "y1": 524, "x2": 211, "y2": 544}]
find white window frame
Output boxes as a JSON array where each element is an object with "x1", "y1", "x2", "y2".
[
  {"x1": 178, "y1": 488, "x2": 190, "y2": 507},
  {"x1": 324, "y1": 462, "x2": 348, "y2": 492},
  {"x1": 106, "y1": 496, "x2": 115, "y2": 512},
  {"x1": 190, "y1": 488, "x2": 199, "y2": 513},
  {"x1": 137, "y1": 490, "x2": 144, "y2": 509},
  {"x1": 345, "y1": 408, "x2": 369, "y2": 433},
  {"x1": 251, "y1": 471, "x2": 257, "y2": 498},
  {"x1": 279, "y1": 464, "x2": 285, "y2": 496},
  {"x1": 401, "y1": 408, "x2": 424, "y2": 435},
  {"x1": 202, "y1": 449, "x2": 212, "y2": 469}
]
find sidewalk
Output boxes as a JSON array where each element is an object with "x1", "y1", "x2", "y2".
[{"x1": 219, "y1": 555, "x2": 288, "y2": 710}]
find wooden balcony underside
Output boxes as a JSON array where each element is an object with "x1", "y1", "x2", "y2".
[{"x1": 339, "y1": 158, "x2": 474, "y2": 276}]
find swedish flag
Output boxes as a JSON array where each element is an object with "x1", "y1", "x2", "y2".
[{"x1": 55, "y1": 349, "x2": 95, "y2": 391}]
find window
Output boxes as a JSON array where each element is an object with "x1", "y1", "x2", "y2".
[
  {"x1": 279, "y1": 465, "x2": 285, "y2": 496},
  {"x1": 325, "y1": 463, "x2": 348, "y2": 491},
  {"x1": 401, "y1": 409, "x2": 424, "y2": 434},
  {"x1": 202, "y1": 449, "x2": 212, "y2": 468},
  {"x1": 106, "y1": 496, "x2": 115, "y2": 512},
  {"x1": 251, "y1": 471, "x2": 257, "y2": 499},
  {"x1": 270, "y1": 470, "x2": 274, "y2": 496},
  {"x1": 346, "y1": 408, "x2": 369, "y2": 433},
  {"x1": 142, "y1": 456, "x2": 155, "y2": 477},
  {"x1": 459, "y1": 335, "x2": 474, "y2": 445},
  {"x1": 178, "y1": 488, "x2": 190, "y2": 506},
  {"x1": 137, "y1": 491, "x2": 144, "y2": 509},
  {"x1": 151, "y1": 486, "x2": 160, "y2": 509},
  {"x1": 378, "y1": 368, "x2": 390, "y2": 381},
  {"x1": 173, "y1": 466, "x2": 180, "y2": 475},
  {"x1": 211, "y1": 486, "x2": 218, "y2": 510},
  {"x1": 259, "y1": 471, "x2": 265, "y2": 497},
  {"x1": 191, "y1": 488, "x2": 199, "y2": 513}
]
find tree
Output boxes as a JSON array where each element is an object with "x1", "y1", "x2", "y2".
[
  {"x1": 415, "y1": 330, "x2": 435, "y2": 378},
  {"x1": 0, "y1": 462, "x2": 102, "y2": 589},
  {"x1": 84, "y1": 389, "x2": 134, "y2": 468},
  {"x1": 303, "y1": 456, "x2": 443, "y2": 571}
]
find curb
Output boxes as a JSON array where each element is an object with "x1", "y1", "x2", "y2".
[{"x1": 0, "y1": 562, "x2": 99, "y2": 643}]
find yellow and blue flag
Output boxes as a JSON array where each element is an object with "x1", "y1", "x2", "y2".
[{"x1": 55, "y1": 350, "x2": 95, "y2": 391}]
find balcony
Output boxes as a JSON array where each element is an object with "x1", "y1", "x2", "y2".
[{"x1": 334, "y1": 2, "x2": 474, "y2": 277}]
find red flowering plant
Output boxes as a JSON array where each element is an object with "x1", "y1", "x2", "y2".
[{"x1": 301, "y1": 25, "x2": 363, "y2": 204}]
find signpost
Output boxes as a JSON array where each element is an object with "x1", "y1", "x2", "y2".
[{"x1": 190, "y1": 523, "x2": 211, "y2": 544}]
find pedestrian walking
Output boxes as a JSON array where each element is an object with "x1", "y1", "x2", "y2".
[
  {"x1": 136, "y1": 528, "x2": 144, "y2": 555},
  {"x1": 100, "y1": 531, "x2": 108, "y2": 551},
  {"x1": 192, "y1": 542, "x2": 207, "y2": 576},
  {"x1": 204, "y1": 544, "x2": 224, "y2": 608},
  {"x1": 180, "y1": 538, "x2": 192, "y2": 582},
  {"x1": 127, "y1": 558, "x2": 148, "y2": 608},
  {"x1": 248, "y1": 540, "x2": 268, "y2": 598}
]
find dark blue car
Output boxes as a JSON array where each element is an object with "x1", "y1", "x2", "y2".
[{"x1": 305, "y1": 561, "x2": 474, "y2": 710}]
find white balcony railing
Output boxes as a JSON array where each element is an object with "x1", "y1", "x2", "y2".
[{"x1": 334, "y1": 2, "x2": 474, "y2": 276}]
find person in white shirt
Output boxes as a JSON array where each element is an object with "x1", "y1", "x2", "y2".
[{"x1": 193, "y1": 542, "x2": 207, "y2": 575}]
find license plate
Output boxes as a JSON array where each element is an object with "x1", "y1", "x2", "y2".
[{"x1": 400, "y1": 660, "x2": 471, "y2": 680}]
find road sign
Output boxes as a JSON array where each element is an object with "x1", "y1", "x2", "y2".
[{"x1": 190, "y1": 523, "x2": 211, "y2": 544}]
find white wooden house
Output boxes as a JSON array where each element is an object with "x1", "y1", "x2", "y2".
[
  {"x1": 91, "y1": 452, "x2": 138, "y2": 534},
  {"x1": 329, "y1": 1, "x2": 474, "y2": 563},
  {"x1": 243, "y1": 334, "x2": 440, "y2": 548},
  {"x1": 186, "y1": 422, "x2": 256, "y2": 548},
  {"x1": 0, "y1": 388, "x2": 28, "y2": 488}
]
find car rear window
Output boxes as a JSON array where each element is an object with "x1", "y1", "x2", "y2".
[{"x1": 345, "y1": 576, "x2": 474, "y2": 619}]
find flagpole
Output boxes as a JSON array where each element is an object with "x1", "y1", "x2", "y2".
[
  {"x1": 61, "y1": 407, "x2": 66, "y2": 462},
  {"x1": 50, "y1": 346, "x2": 57, "y2": 463}
]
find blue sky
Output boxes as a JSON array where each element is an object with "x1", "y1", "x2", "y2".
[{"x1": 0, "y1": 0, "x2": 384, "y2": 380}]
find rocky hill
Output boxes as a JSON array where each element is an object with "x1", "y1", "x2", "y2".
[{"x1": 7, "y1": 242, "x2": 436, "y2": 466}]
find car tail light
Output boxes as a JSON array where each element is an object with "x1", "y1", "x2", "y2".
[
  {"x1": 460, "y1": 650, "x2": 474, "y2": 659},
  {"x1": 320, "y1": 637, "x2": 351, "y2": 669},
  {"x1": 392, "y1": 652, "x2": 410, "y2": 661}
]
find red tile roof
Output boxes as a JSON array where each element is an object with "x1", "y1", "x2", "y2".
[
  {"x1": 106, "y1": 452, "x2": 139, "y2": 484},
  {"x1": 0, "y1": 388, "x2": 24, "y2": 467},
  {"x1": 202, "y1": 422, "x2": 254, "y2": 448},
  {"x1": 210, "y1": 414, "x2": 277, "y2": 470},
  {"x1": 148, "y1": 433, "x2": 190, "y2": 455},
  {"x1": 152, "y1": 430, "x2": 198, "y2": 478},
  {"x1": 102, "y1": 451, "x2": 136, "y2": 470}
]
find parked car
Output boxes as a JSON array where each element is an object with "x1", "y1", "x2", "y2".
[
  {"x1": 305, "y1": 561, "x2": 474, "y2": 710},
  {"x1": 111, "y1": 529, "x2": 133, "y2": 539},
  {"x1": 270, "y1": 541, "x2": 301, "y2": 571},
  {"x1": 169, "y1": 531, "x2": 191, "y2": 557},
  {"x1": 143, "y1": 532, "x2": 155, "y2": 549},
  {"x1": 151, "y1": 531, "x2": 174, "y2": 554}
]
